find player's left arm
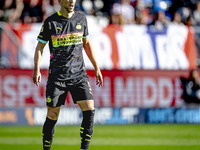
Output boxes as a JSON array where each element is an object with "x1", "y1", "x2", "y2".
[{"x1": 83, "y1": 38, "x2": 103, "y2": 87}]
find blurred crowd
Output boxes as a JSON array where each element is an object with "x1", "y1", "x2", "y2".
[
  {"x1": 0, "y1": 0, "x2": 200, "y2": 27},
  {"x1": 0, "y1": 0, "x2": 60, "y2": 23},
  {"x1": 108, "y1": 0, "x2": 200, "y2": 27}
]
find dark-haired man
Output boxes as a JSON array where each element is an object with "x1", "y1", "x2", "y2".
[{"x1": 33, "y1": 0, "x2": 103, "y2": 149}]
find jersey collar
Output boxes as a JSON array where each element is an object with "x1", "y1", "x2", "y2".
[
  {"x1": 57, "y1": 11, "x2": 62, "y2": 16},
  {"x1": 57, "y1": 11, "x2": 75, "y2": 19}
]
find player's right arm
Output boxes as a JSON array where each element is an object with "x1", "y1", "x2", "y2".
[
  {"x1": 33, "y1": 19, "x2": 50, "y2": 86},
  {"x1": 33, "y1": 41, "x2": 46, "y2": 86}
]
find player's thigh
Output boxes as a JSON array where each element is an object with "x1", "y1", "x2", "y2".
[
  {"x1": 46, "y1": 80, "x2": 68, "y2": 107},
  {"x1": 70, "y1": 79, "x2": 94, "y2": 111},
  {"x1": 77, "y1": 100, "x2": 94, "y2": 111}
]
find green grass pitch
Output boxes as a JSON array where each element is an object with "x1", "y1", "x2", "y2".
[{"x1": 0, "y1": 124, "x2": 200, "y2": 150}]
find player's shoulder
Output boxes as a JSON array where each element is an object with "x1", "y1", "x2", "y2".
[
  {"x1": 75, "y1": 11, "x2": 86, "y2": 16},
  {"x1": 74, "y1": 11, "x2": 87, "y2": 19},
  {"x1": 44, "y1": 12, "x2": 59, "y2": 23}
]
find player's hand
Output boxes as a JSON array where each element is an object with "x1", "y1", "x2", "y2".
[
  {"x1": 95, "y1": 69, "x2": 103, "y2": 87},
  {"x1": 33, "y1": 71, "x2": 41, "y2": 87}
]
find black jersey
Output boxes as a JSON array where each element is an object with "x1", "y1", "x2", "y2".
[{"x1": 37, "y1": 11, "x2": 89, "y2": 82}]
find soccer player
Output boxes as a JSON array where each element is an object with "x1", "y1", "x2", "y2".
[{"x1": 32, "y1": 0, "x2": 103, "y2": 150}]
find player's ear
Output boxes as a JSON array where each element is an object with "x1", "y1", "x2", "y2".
[{"x1": 58, "y1": 0, "x2": 62, "y2": 4}]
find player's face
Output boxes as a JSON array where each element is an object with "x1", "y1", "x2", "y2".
[{"x1": 61, "y1": 0, "x2": 76, "y2": 12}]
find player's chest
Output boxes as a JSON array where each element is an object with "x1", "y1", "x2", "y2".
[
  {"x1": 50, "y1": 21, "x2": 84, "y2": 47},
  {"x1": 51, "y1": 21, "x2": 84, "y2": 34}
]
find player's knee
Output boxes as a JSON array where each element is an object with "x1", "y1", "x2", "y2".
[
  {"x1": 47, "y1": 109, "x2": 60, "y2": 120},
  {"x1": 47, "y1": 114, "x2": 58, "y2": 120},
  {"x1": 84, "y1": 105, "x2": 94, "y2": 111},
  {"x1": 77, "y1": 100, "x2": 94, "y2": 111},
  {"x1": 47, "y1": 112, "x2": 58, "y2": 120}
]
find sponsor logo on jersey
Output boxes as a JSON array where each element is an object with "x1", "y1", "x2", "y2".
[
  {"x1": 51, "y1": 32, "x2": 84, "y2": 47},
  {"x1": 57, "y1": 26, "x2": 62, "y2": 31},
  {"x1": 76, "y1": 24, "x2": 82, "y2": 30}
]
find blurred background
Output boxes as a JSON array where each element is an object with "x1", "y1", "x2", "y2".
[{"x1": 0, "y1": 0, "x2": 200, "y2": 126}]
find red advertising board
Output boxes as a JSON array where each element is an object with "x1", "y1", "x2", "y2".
[
  {"x1": 0, "y1": 69, "x2": 192, "y2": 108},
  {"x1": 88, "y1": 70, "x2": 190, "y2": 108}
]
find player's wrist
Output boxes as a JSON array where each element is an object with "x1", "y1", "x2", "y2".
[
  {"x1": 33, "y1": 69, "x2": 40, "y2": 74},
  {"x1": 94, "y1": 66, "x2": 100, "y2": 71}
]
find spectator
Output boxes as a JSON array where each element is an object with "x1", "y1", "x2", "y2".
[
  {"x1": 10, "y1": 0, "x2": 24, "y2": 22},
  {"x1": 22, "y1": 0, "x2": 42, "y2": 23},
  {"x1": 151, "y1": 10, "x2": 170, "y2": 30},
  {"x1": 185, "y1": 14, "x2": 195, "y2": 26},
  {"x1": 193, "y1": 1, "x2": 200, "y2": 26},
  {"x1": 74, "y1": 0, "x2": 85, "y2": 12},
  {"x1": 0, "y1": 0, "x2": 199, "y2": 26},
  {"x1": 41, "y1": 0, "x2": 54, "y2": 21},
  {"x1": 29, "y1": 0, "x2": 42, "y2": 22},
  {"x1": 176, "y1": 6, "x2": 191, "y2": 24},
  {"x1": 134, "y1": 0, "x2": 152, "y2": 25},
  {"x1": 110, "y1": 4, "x2": 124, "y2": 24},
  {"x1": 181, "y1": 70, "x2": 200, "y2": 104},
  {"x1": 2, "y1": 0, "x2": 14, "y2": 22},
  {"x1": 171, "y1": 11, "x2": 184, "y2": 25},
  {"x1": 111, "y1": 0, "x2": 135, "y2": 25},
  {"x1": 101, "y1": 0, "x2": 119, "y2": 17},
  {"x1": 81, "y1": 0, "x2": 104, "y2": 15},
  {"x1": 3, "y1": 0, "x2": 13, "y2": 10},
  {"x1": 135, "y1": 8, "x2": 151, "y2": 25},
  {"x1": 0, "y1": 0, "x2": 4, "y2": 21},
  {"x1": 22, "y1": 0, "x2": 31, "y2": 23},
  {"x1": 52, "y1": 0, "x2": 61, "y2": 12},
  {"x1": 82, "y1": 0, "x2": 94, "y2": 15},
  {"x1": 2, "y1": 0, "x2": 24, "y2": 22}
]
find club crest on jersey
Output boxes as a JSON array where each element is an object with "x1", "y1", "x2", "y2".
[
  {"x1": 76, "y1": 24, "x2": 82, "y2": 30},
  {"x1": 46, "y1": 97, "x2": 52, "y2": 103}
]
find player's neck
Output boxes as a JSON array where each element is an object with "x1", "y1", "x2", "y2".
[{"x1": 59, "y1": 8, "x2": 74, "y2": 19}]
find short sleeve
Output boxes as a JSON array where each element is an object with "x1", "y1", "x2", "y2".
[
  {"x1": 37, "y1": 20, "x2": 50, "y2": 44},
  {"x1": 83, "y1": 15, "x2": 89, "y2": 39}
]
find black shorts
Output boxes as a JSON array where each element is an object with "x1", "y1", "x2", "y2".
[{"x1": 45, "y1": 78, "x2": 94, "y2": 107}]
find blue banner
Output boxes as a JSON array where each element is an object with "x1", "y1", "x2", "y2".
[{"x1": 0, "y1": 107, "x2": 200, "y2": 125}]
